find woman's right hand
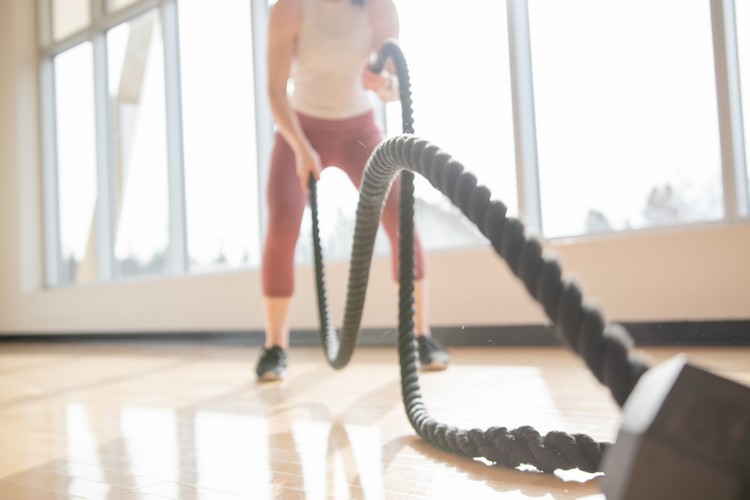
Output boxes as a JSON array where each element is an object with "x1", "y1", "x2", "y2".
[{"x1": 294, "y1": 141, "x2": 322, "y2": 193}]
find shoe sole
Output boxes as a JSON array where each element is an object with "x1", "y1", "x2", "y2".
[
  {"x1": 420, "y1": 360, "x2": 448, "y2": 371},
  {"x1": 257, "y1": 370, "x2": 284, "y2": 382}
]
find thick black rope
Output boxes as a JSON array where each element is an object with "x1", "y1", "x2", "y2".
[
  {"x1": 309, "y1": 41, "x2": 651, "y2": 473},
  {"x1": 309, "y1": 39, "x2": 415, "y2": 369},
  {"x1": 368, "y1": 135, "x2": 653, "y2": 473}
]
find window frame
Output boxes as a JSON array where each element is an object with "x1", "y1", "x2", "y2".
[
  {"x1": 37, "y1": 0, "x2": 750, "y2": 287},
  {"x1": 714, "y1": 0, "x2": 750, "y2": 220},
  {"x1": 38, "y1": 0, "x2": 273, "y2": 286}
]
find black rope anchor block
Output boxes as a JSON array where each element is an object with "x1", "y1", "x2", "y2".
[{"x1": 601, "y1": 356, "x2": 750, "y2": 500}]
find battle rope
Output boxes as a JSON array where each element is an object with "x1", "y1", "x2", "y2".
[
  {"x1": 309, "y1": 40, "x2": 414, "y2": 369},
  {"x1": 309, "y1": 41, "x2": 652, "y2": 473}
]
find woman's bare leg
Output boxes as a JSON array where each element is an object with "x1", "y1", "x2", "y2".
[{"x1": 263, "y1": 296, "x2": 292, "y2": 349}]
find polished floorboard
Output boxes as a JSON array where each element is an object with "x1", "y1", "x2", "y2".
[{"x1": 0, "y1": 342, "x2": 748, "y2": 499}]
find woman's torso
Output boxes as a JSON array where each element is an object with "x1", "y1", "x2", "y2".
[{"x1": 290, "y1": 0, "x2": 374, "y2": 119}]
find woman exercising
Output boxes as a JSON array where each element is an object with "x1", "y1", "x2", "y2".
[{"x1": 257, "y1": 0, "x2": 449, "y2": 381}]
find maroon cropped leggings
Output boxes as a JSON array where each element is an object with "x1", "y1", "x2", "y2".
[{"x1": 262, "y1": 110, "x2": 426, "y2": 297}]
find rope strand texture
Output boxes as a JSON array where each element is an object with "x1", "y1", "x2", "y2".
[
  {"x1": 309, "y1": 38, "x2": 415, "y2": 369},
  {"x1": 362, "y1": 135, "x2": 651, "y2": 472},
  {"x1": 309, "y1": 40, "x2": 651, "y2": 473}
]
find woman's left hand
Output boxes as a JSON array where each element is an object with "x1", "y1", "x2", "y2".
[{"x1": 361, "y1": 67, "x2": 391, "y2": 92}]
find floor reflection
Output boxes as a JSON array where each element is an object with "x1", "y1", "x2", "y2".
[{"x1": 0, "y1": 344, "x2": 642, "y2": 499}]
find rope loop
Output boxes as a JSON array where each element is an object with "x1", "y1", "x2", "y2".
[
  {"x1": 308, "y1": 40, "x2": 651, "y2": 473},
  {"x1": 357, "y1": 134, "x2": 651, "y2": 472}
]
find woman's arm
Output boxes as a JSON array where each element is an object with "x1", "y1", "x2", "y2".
[
  {"x1": 369, "y1": 0, "x2": 399, "y2": 48},
  {"x1": 362, "y1": 0, "x2": 400, "y2": 101},
  {"x1": 267, "y1": 0, "x2": 321, "y2": 190},
  {"x1": 361, "y1": 0, "x2": 400, "y2": 101}
]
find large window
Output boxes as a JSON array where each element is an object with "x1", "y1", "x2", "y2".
[
  {"x1": 51, "y1": 0, "x2": 90, "y2": 41},
  {"x1": 40, "y1": 0, "x2": 262, "y2": 285},
  {"x1": 179, "y1": 0, "x2": 260, "y2": 270},
  {"x1": 107, "y1": 0, "x2": 140, "y2": 11},
  {"x1": 108, "y1": 10, "x2": 170, "y2": 276},
  {"x1": 54, "y1": 42, "x2": 98, "y2": 283},
  {"x1": 39, "y1": 0, "x2": 750, "y2": 287},
  {"x1": 530, "y1": 0, "x2": 723, "y2": 237},
  {"x1": 392, "y1": 0, "x2": 517, "y2": 248}
]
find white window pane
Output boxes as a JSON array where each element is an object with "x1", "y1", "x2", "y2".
[
  {"x1": 106, "y1": 0, "x2": 140, "y2": 12},
  {"x1": 108, "y1": 10, "x2": 170, "y2": 276},
  {"x1": 54, "y1": 42, "x2": 98, "y2": 284},
  {"x1": 735, "y1": 0, "x2": 750, "y2": 204},
  {"x1": 530, "y1": 0, "x2": 723, "y2": 238},
  {"x1": 52, "y1": 0, "x2": 90, "y2": 40},
  {"x1": 391, "y1": 0, "x2": 517, "y2": 251},
  {"x1": 179, "y1": 0, "x2": 261, "y2": 271}
]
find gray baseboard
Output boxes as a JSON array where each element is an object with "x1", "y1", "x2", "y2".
[{"x1": 0, "y1": 321, "x2": 748, "y2": 346}]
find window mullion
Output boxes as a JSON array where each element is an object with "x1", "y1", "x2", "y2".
[
  {"x1": 507, "y1": 0, "x2": 542, "y2": 234},
  {"x1": 162, "y1": 0, "x2": 188, "y2": 274},
  {"x1": 92, "y1": 32, "x2": 116, "y2": 281},
  {"x1": 40, "y1": 57, "x2": 63, "y2": 287},
  {"x1": 251, "y1": 0, "x2": 274, "y2": 251},
  {"x1": 712, "y1": 0, "x2": 750, "y2": 219}
]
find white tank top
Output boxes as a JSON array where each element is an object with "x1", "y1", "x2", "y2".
[{"x1": 290, "y1": 0, "x2": 374, "y2": 119}]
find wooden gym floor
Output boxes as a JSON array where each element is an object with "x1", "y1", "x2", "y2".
[{"x1": 0, "y1": 342, "x2": 747, "y2": 499}]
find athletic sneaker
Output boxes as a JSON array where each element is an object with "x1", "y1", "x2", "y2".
[
  {"x1": 256, "y1": 346, "x2": 287, "y2": 381},
  {"x1": 417, "y1": 335, "x2": 449, "y2": 371}
]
